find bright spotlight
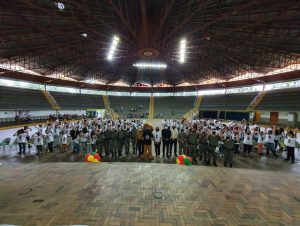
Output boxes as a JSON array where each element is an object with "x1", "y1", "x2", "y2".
[
  {"x1": 107, "y1": 35, "x2": 120, "y2": 61},
  {"x1": 179, "y1": 39, "x2": 186, "y2": 63},
  {"x1": 56, "y1": 2, "x2": 65, "y2": 10},
  {"x1": 133, "y1": 63, "x2": 167, "y2": 69}
]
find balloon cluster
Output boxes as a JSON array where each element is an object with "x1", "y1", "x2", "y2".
[
  {"x1": 84, "y1": 152, "x2": 101, "y2": 163},
  {"x1": 176, "y1": 154, "x2": 193, "y2": 165}
]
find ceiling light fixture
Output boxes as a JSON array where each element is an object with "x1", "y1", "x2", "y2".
[
  {"x1": 107, "y1": 36, "x2": 119, "y2": 61},
  {"x1": 56, "y1": 2, "x2": 65, "y2": 10},
  {"x1": 179, "y1": 39, "x2": 186, "y2": 63},
  {"x1": 133, "y1": 63, "x2": 167, "y2": 69},
  {"x1": 81, "y1": 33, "x2": 87, "y2": 38}
]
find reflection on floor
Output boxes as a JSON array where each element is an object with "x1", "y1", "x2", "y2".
[
  {"x1": 1, "y1": 162, "x2": 300, "y2": 226},
  {"x1": 1, "y1": 146, "x2": 300, "y2": 173}
]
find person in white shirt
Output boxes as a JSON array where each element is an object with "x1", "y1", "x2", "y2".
[
  {"x1": 61, "y1": 132, "x2": 68, "y2": 153},
  {"x1": 170, "y1": 126, "x2": 179, "y2": 157},
  {"x1": 284, "y1": 130, "x2": 296, "y2": 164},
  {"x1": 264, "y1": 127, "x2": 278, "y2": 157},
  {"x1": 80, "y1": 132, "x2": 88, "y2": 154},
  {"x1": 32, "y1": 132, "x2": 44, "y2": 155},
  {"x1": 243, "y1": 129, "x2": 253, "y2": 157},
  {"x1": 257, "y1": 131, "x2": 265, "y2": 155},
  {"x1": 153, "y1": 127, "x2": 162, "y2": 157},
  {"x1": 46, "y1": 130, "x2": 54, "y2": 153},
  {"x1": 14, "y1": 129, "x2": 27, "y2": 155}
]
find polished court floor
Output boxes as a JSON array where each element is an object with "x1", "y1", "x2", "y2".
[
  {"x1": 1, "y1": 162, "x2": 300, "y2": 226},
  {"x1": 1, "y1": 120, "x2": 300, "y2": 225}
]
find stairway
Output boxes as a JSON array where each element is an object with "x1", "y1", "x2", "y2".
[
  {"x1": 183, "y1": 95, "x2": 203, "y2": 119},
  {"x1": 148, "y1": 96, "x2": 154, "y2": 119},
  {"x1": 42, "y1": 90, "x2": 60, "y2": 110},
  {"x1": 102, "y1": 95, "x2": 119, "y2": 119},
  {"x1": 246, "y1": 91, "x2": 268, "y2": 111}
]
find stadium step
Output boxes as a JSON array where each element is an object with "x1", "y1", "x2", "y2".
[
  {"x1": 42, "y1": 90, "x2": 60, "y2": 110},
  {"x1": 183, "y1": 95, "x2": 203, "y2": 119},
  {"x1": 246, "y1": 90, "x2": 268, "y2": 111},
  {"x1": 148, "y1": 96, "x2": 154, "y2": 119},
  {"x1": 102, "y1": 95, "x2": 119, "y2": 119}
]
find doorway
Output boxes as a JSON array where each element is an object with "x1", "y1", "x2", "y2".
[{"x1": 270, "y1": 112, "x2": 279, "y2": 124}]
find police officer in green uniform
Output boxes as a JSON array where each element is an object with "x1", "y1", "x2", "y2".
[
  {"x1": 110, "y1": 128, "x2": 118, "y2": 157},
  {"x1": 130, "y1": 126, "x2": 137, "y2": 154},
  {"x1": 207, "y1": 130, "x2": 220, "y2": 166},
  {"x1": 198, "y1": 131, "x2": 208, "y2": 163},
  {"x1": 223, "y1": 135, "x2": 235, "y2": 167},
  {"x1": 104, "y1": 128, "x2": 110, "y2": 157},
  {"x1": 178, "y1": 129, "x2": 187, "y2": 155},
  {"x1": 96, "y1": 129, "x2": 106, "y2": 157},
  {"x1": 117, "y1": 127, "x2": 125, "y2": 156},
  {"x1": 187, "y1": 128, "x2": 199, "y2": 158},
  {"x1": 124, "y1": 127, "x2": 131, "y2": 155}
]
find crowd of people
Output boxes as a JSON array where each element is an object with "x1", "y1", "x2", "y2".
[{"x1": 12, "y1": 118, "x2": 298, "y2": 167}]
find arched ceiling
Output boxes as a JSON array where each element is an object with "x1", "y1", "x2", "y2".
[{"x1": 1, "y1": 0, "x2": 300, "y2": 87}]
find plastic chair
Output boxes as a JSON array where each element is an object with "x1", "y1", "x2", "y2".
[{"x1": 0, "y1": 138, "x2": 11, "y2": 151}]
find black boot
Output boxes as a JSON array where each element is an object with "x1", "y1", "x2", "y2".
[{"x1": 230, "y1": 164, "x2": 232, "y2": 168}]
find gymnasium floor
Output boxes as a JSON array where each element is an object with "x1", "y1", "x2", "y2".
[
  {"x1": 1, "y1": 162, "x2": 300, "y2": 226},
  {"x1": 1, "y1": 120, "x2": 300, "y2": 226}
]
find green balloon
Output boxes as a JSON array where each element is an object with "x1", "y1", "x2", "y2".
[{"x1": 184, "y1": 157, "x2": 192, "y2": 165}]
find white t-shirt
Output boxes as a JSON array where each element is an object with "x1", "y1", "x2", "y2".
[
  {"x1": 61, "y1": 134, "x2": 68, "y2": 145},
  {"x1": 33, "y1": 134, "x2": 44, "y2": 146},
  {"x1": 153, "y1": 131, "x2": 162, "y2": 143},
  {"x1": 46, "y1": 133, "x2": 54, "y2": 143},
  {"x1": 265, "y1": 134, "x2": 274, "y2": 143},
  {"x1": 17, "y1": 133, "x2": 27, "y2": 143},
  {"x1": 91, "y1": 136, "x2": 97, "y2": 144},
  {"x1": 257, "y1": 134, "x2": 265, "y2": 144},
  {"x1": 284, "y1": 137, "x2": 296, "y2": 147},
  {"x1": 53, "y1": 128, "x2": 61, "y2": 136},
  {"x1": 243, "y1": 133, "x2": 253, "y2": 145},
  {"x1": 171, "y1": 129, "x2": 178, "y2": 139}
]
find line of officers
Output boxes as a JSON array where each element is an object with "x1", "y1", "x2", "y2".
[{"x1": 89, "y1": 125, "x2": 235, "y2": 167}]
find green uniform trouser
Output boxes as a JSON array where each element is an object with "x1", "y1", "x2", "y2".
[
  {"x1": 104, "y1": 140, "x2": 110, "y2": 156},
  {"x1": 208, "y1": 146, "x2": 217, "y2": 163},
  {"x1": 131, "y1": 139, "x2": 136, "y2": 153},
  {"x1": 118, "y1": 141, "x2": 124, "y2": 156},
  {"x1": 97, "y1": 142, "x2": 104, "y2": 156},
  {"x1": 110, "y1": 140, "x2": 117, "y2": 156},
  {"x1": 188, "y1": 144, "x2": 197, "y2": 158},
  {"x1": 124, "y1": 139, "x2": 130, "y2": 155},
  {"x1": 224, "y1": 148, "x2": 234, "y2": 166},
  {"x1": 178, "y1": 142, "x2": 186, "y2": 155},
  {"x1": 199, "y1": 143, "x2": 208, "y2": 160}
]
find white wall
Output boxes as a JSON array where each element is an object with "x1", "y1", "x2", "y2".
[
  {"x1": 0, "y1": 111, "x2": 16, "y2": 119},
  {"x1": 57, "y1": 110, "x2": 86, "y2": 115},
  {"x1": 18, "y1": 110, "x2": 56, "y2": 117},
  {"x1": 259, "y1": 111, "x2": 300, "y2": 125}
]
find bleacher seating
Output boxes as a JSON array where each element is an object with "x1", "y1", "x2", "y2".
[
  {"x1": 154, "y1": 96, "x2": 195, "y2": 118},
  {"x1": 200, "y1": 93, "x2": 258, "y2": 110},
  {"x1": 0, "y1": 86, "x2": 51, "y2": 110},
  {"x1": 109, "y1": 96, "x2": 149, "y2": 117},
  {"x1": 51, "y1": 92, "x2": 105, "y2": 109},
  {"x1": 255, "y1": 88, "x2": 300, "y2": 111}
]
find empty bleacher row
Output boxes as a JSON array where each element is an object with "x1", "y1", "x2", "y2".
[
  {"x1": 0, "y1": 86, "x2": 51, "y2": 110},
  {"x1": 154, "y1": 96, "x2": 195, "y2": 118},
  {"x1": 255, "y1": 88, "x2": 300, "y2": 111},
  {"x1": 51, "y1": 92, "x2": 104, "y2": 109},
  {"x1": 1, "y1": 85, "x2": 300, "y2": 122},
  {"x1": 109, "y1": 96, "x2": 149, "y2": 117},
  {"x1": 200, "y1": 92, "x2": 258, "y2": 111}
]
